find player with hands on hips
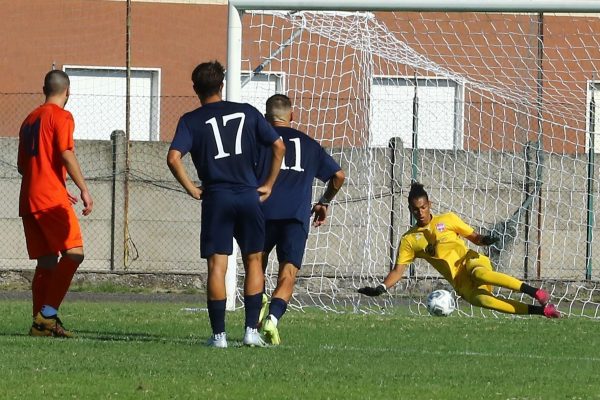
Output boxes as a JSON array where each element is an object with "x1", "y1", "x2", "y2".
[
  {"x1": 358, "y1": 182, "x2": 560, "y2": 318},
  {"x1": 167, "y1": 61, "x2": 285, "y2": 348}
]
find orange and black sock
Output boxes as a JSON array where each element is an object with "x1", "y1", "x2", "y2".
[
  {"x1": 32, "y1": 266, "x2": 54, "y2": 316},
  {"x1": 44, "y1": 256, "x2": 80, "y2": 310}
]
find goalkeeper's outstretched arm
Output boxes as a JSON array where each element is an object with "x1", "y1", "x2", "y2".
[{"x1": 358, "y1": 263, "x2": 408, "y2": 297}]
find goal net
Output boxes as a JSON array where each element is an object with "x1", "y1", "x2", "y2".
[{"x1": 233, "y1": 6, "x2": 600, "y2": 317}]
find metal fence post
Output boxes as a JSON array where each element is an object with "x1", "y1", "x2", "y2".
[{"x1": 110, "y1": 130, "x2": 127, "y2": 271}]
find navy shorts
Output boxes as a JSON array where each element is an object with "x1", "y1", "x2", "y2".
[
  {"x1": 264, "y1": 219, "x2": 308, "y2": 269},
  {"x1": 200, "y1": 189, "x2": 265, "y2": 258}
]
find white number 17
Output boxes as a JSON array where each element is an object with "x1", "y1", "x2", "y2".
[{"x1": 205, "y1": 112, "x2": 246, "y2": 159}]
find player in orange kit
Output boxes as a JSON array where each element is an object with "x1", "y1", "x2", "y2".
[{"x1": 18, "y1": 69, "x2": 93, "y2": 337}]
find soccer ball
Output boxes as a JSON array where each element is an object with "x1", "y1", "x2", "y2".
[{"x1": 426, "y1": 289, "x2": 456, "y2": 316}]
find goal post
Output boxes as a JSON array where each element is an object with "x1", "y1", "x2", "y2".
[{"x1": 226, "y1": 0, "x2": 600, "y2": 317}]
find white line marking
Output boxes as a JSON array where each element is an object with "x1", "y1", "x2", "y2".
[{"x1": 317, "y1": 344, "x2": 600, "y2": 362}]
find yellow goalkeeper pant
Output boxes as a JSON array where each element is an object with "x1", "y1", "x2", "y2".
[{"x1": 454, "y1": 250, "x2": 529, "y2": 315}]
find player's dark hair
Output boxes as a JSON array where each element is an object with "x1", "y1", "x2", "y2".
[
  {"x1": 408, "y1": 182, "x2": 429, "y2": 203},
  {"x1": 191, "y1": 61, "x2": 225, "y2": 99},
  {"x1": 265, "y1": 94, "x2": 292, "y2": 122},
  {"x1": 43, "y1": 70, "x2": 70, "y2": 96}
]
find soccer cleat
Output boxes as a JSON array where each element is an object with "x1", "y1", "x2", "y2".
[
  {"x1": 206, "y1": 332, "x2": 228, "y2": 348},
  {"x1": 243, "y1": 327, "x2": 267, "y2": 347},
  {"x1": 543, "y1": 304, "x2": 561, "y2": 319},
  {"x1": 29, "y1": 324, "x2": 52, "y2": 337},
  {"x1": 29, "y1": 313, "x2": 75, "y2": 338},
  {"x1": 257, "y1": 293, "x2": 269, "y2": 329},
  {"x1": 263, "y1": 315, "x2": 280, "y2": 346},
  {"x1": 534, "y1": 289, "x2": 550, "y2": 306}
]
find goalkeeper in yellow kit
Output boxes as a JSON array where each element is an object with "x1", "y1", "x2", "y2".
[{"x1": 358, "y1": 182, "x2": 560, "y2": 318}]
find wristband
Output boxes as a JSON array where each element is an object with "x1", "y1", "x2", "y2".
[{"x1": 317, "y1": 195, "x2": 330, "y2": 206}]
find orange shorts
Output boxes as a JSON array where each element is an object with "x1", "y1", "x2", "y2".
[{"x1": 22, "y1": 205, "x2": 83, "y2": 259}]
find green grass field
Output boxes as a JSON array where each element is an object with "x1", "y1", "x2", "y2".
[{"x1": 1, "y1": 297, "x2": 599, "y2": 400}]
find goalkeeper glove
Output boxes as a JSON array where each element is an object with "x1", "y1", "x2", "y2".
[
  {"x1": 358, "y1": 284, "x2": 387, "y2": 297},
  {"x1": 480, "y1": 235, "x2": 499, "y2": 246}
]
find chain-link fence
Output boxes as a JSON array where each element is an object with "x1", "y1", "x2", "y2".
[
  {"x1": 0, "y1": 0, "x2": 228, "y2": 276},
  {"x1": 2, "y1": 2, "x2": 600, "y2": 317}
]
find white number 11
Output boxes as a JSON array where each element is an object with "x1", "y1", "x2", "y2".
[{"x1": 282, "y1": 137, "x2": 305, "y2": 172}]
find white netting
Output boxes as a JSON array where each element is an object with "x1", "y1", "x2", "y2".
[
  {"x1": 241, "y1": 10, "x2": 600, "y2": 317},
  {"x1": 2, "y1": 3, "x2": 599, "y2": 318}
]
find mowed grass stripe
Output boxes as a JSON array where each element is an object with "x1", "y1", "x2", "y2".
[{"x1": 1, "y1": 298, "x2": 599, "y2": 399}]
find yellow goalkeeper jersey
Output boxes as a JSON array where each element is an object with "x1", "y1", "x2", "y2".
[{"x1": 395, "y1": 212, "x2": 475, "y2": 283}]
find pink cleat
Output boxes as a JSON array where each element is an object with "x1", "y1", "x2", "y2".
[
  {"x1": 543, "y1": 304, "x2": 561, "y2": 318},
  {"x1": 534, "y1": 289, "x2": 550, "y2": 306}
]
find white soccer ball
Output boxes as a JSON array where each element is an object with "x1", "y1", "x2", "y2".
[{"x1": 426, "y1": 289, "x2": 456, "y2": 316}]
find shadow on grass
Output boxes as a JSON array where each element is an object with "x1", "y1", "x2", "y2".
[
  {"x1": 0, "y1": 332, "x2": 31, "y2": 338},
  {"x1": 0, "y1": 330, "x2": 200, "y2": 345},
  {"x1": 0, "y1": 325, "x2": 268, "y2": 347},
  {"x1": 77, "y1": 333, "x2": 261, "y2": 348},
  {"x1": 75, "y1": 329, "x2": 199, "y2": 344}
]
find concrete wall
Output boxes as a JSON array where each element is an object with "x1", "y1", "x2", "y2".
[{"x1": 1, "y1": 136, "x2": 599, "y2": 283}]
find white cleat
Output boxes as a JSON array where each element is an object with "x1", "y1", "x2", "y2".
[
  {"x1": 243, "y1": 327, "x2": 267, "y2": 347},
  {"x1": 206, "y1": 332, "x2": 228, "y2": 348}
]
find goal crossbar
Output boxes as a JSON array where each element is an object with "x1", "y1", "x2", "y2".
[{"x1": 229, "y1": 0, "x2": 600, "y2": 13}]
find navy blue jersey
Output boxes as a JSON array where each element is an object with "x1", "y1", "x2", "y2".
[
  {"x1": 170, "y1": 101, "x2": 279, "y2": 191},
  {"x1": 259, "y1": 126, "x2": 341, "y2": 230}
]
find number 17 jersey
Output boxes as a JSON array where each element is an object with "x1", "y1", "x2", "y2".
[{"x1": 170, "y1": 101, "x2": 279, "y2": 191}]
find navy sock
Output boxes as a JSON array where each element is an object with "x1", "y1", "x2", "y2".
[
  {"x1": 207, "y1": 299, "x2": 226, "y2": 334},
  {"x1": 268, "y1": 297, "x2": 288, "y2": 321},
  {"x1": 244, "y1": 293, "x2": 263, "y2": 328}
]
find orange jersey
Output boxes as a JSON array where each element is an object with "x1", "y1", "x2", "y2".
[{"x1": 18, "y1": 103, "x2": 74, "y2": 216}]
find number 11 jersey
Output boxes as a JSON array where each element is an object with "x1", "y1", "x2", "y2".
[{"x1": 258, "y1": 126, "x2": 341, "y2": 232}]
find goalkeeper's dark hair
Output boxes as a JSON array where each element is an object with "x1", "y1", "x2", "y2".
[
  {"x1": 191, "y1": 60, "x2": 225, "y2": 100},
  {"x1": 408, "y1": 182, "x2": 429, "y2": 203}
]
